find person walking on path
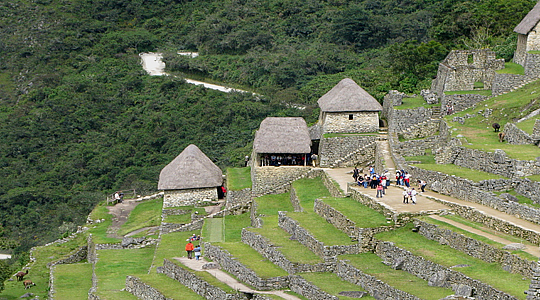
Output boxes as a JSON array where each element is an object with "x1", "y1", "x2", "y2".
[
  {"x1": 352, "y1": 167, "x2": 359, "y2": 182},
  {"x1": 402, "y1": 189, "x2": 409, "y2": 204},
  {"x1": 185, "y1": 241, "x2": 194, "y2": 259},
  {"x1": 376, "y1": 184, "x2": 384, "y2": 198},
  {"x1": 404, "y1": 172, "x2": 411, "y2": 188},
  {"x1": 194, "y1": 245, "x2": 202, "y2": 260},
  {"x1": 411, "y1": 188, "x2": 417, "y2": 204}
]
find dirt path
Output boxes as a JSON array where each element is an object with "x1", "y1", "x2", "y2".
[
  {"x1": 173, "y1": 257, "x2": 301, "y2": 300},
  {"x1": 105, "y1": 199, "x2": 141, "y2": 239}
]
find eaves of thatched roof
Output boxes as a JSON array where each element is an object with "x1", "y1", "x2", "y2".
[
  {"x1": 253, "y1": 117, "x2": 311, "y2": 153},
  {"x1": 515, "y1": 1, "x2": 540, "y2": 35},
  {"x1": 318, "y1": 78, "x2": 382, "y2": 112},
  {"x1": 158, "y1": 144, "x2": 223, "y2": 190}
]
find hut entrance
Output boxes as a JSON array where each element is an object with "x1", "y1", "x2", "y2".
[
  {"x1": 217, "y1": 186, "x2": 225, "y2": 199},
  {"x1": 259, "y1": 154, "x2": 308, "y2": 166},
  {"x1": 311, "y1": 140, "x2": 319, "y2": 155}
]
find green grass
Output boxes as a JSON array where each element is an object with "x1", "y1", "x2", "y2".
[
  {"x1": 496, "y1": 62, "x2": 525, "y2": 75},
  {"x1": 395, "y1": 95, "x2": 439, "y2": 110},
  {"x1": 227, "y1": 167, "x2": 252, "y2": 190},
  {"x1": 292, "y1": 177, "x2": 332, "y2": 210},
  {"x1": 494, "y1": 189, "x2": 540, "y2": 208},
  {"x1": 528, "y1": 50, "x2": 540, "y2": 54},
  {"x1": 444, "y1": 90, "x2": 492, "y2": 96},
  {"x1": 87, "y1": 205, "x2": 122, "y2": 244},
  {"x1": 322, "y1": 197, "x2": 392, "y2": 227},
  {"x1": 404, "y1": 154, "x2": 436, "y2": 164},
  {"x1": 255, "y1": 193, "x2": 294, "y2": 216},
  {"x1": 167, "y1": 259, "x2": 237, "y2": 293},
  {"x1": 137, "y1": 273, "x2": 205, "y2": 300},
  {"x1": 165, "y1": 213, "x2": 193, "y2": 224},
  {"x1": 375, "y1": 224, "x2": 530, "y2": 299},
  {"x1": 421, "y1": 216, "x2": 538, "y2": 262},
  {"x1": 118, "y1": 197, "x2": 163, "y2": 236},
  {"x1": 340, "y1": 253, "x2": 453, "y2": 300},
  {"x1": 516, "y1": 117, "x2": 539, "y2": 134},
  {"x1": 223, "y1": 213, "x2": 252, "y2": 243},
  {"x1": 152, "y1": 230, "x2": 201, "y2": 269},
  {"x1": 250, "y1": 216, "x2": 323, "y2": 264},
  {"x1": 526, "y1": 174, "x2": 540, "y2": 182},
  {"x1": 289, "y1": 211, "x2": 355, "y2": 246},
  {"x1": 414, "y1": 163, "x2": 506, "y2": 181},
  {"x1": 203, "y1": 217, "x2": 225, "y2": 243},
  {"x1": 54, "y1": 263, "x2": 93, "y2": 300},
  {"x1": 95, "y1": 247, "x2": 155, "y2": 298},
  {"x1": 213, "y1": 242, "x2": 288, "y2": 278},
  {"x1": 300, "y1": 272, "x2": 375, "y2": 300},
  {"x1": 473, "y1": 81, "x2": 484, "y2": 89}
]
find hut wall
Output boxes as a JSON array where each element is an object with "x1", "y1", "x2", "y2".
[
  {"x1": 163, "y1": 187, "x2": 218, "y2": 208},
  {"x1": 515, "y1": 34, "x2": 528, "y2": 66},
  {"x1": 322, "y1": 111, "x2": 379, "y2": 134},
  {"x1": 527, "y1": 22, "x2": 540, "y2": 52}
]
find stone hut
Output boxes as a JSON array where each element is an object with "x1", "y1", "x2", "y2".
[
  {"x1": 158, "y1": 144, "x2": 223, "y2": 208},
  {"x1": 317, "y1": 78, "x2": 382, "y2": 134},
  {"x1": 514, "y1": 1, "x2": 540, "y2": 66},
  {"x1": 252, "y1": 117, "x2": 312, "y2": 167}
]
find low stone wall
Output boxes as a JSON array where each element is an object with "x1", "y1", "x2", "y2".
[
  {"x1": 47, "y1": 246, "x2": 87, "y2": 268},
  {"x1": 401, "y1": 119, "x2": 440, "y2": 140},
  {"x1": 163, "y1": 187, "x2": 218, "y2": 208},
  {"x1": 241, "y1": 229, "x2": 334, "y2": 274},
  {"x1": 504, "y1": 123, "x2": 534, "y2": 145},
  {"x1": 202, "y1": 242, "x2": 289, "y2": 291},
  {"x1": 533, "y1": 119, "x2": 540, "y2": 138},
  {"x1": 515, "y1": 178, "x2": 540, "y2": 204},
  {"x1": 250, "y1": 197, "x2": 262, "y2": 228},
  {"x1": 125, "y1": 276, "x2": 170, "y2": 300},
  {"x1": 492, "y1": 73, "x2": 530, "y2": 95},
  {"x1": 414, "y1": 219, "x2": 535, "y2": 278},
  {"x1": 441, "y1": 93, "x2": 488, "y2": 115},
  {"x1": 318, "y1": 135, "x2": 376, "y2": 168},
  {"x1": 159, "y1": 259, "x2": 245, "y2": 300},
  {"x1": 278, "y1": 212, "x2": 360, "y2": 258},
  {"x1": 226, "y1": 188, "x2": 252, "y2": 208},
  {"x1": 321, "y1": 171, "x2": 344, "y2": 198},
  {"x1": 336, "y1": 260, "x2": 420, "y2": 300},
  {"x1": 290, "y1": 187, "x2": 303, "y2": 212},
  {"x1": 251, "y1": 166, "x2": 313, "y2": 196},
  {"x1": 288, "y1": 275, "x2": 338, "y2": 300},
  {"x1": 375, "y1": 241, "x2": 518, "y2": 300},
  {"x1": 374, "y1": 141, "x2": 385, "y2": 175},
  {"x1": 408, "y1": 166, "x2": 540, "y2": 229},
  {"x1": 526, "y1": 259, "x2": 540, "y2": 299},
  {"x1": 388, "y1": 106, "x2": 435, "y2": 133},
  {"x1": 211, "y1": 202, "x2": 251, "y2": 218}
]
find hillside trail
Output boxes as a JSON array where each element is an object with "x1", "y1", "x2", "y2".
[
  {"x1": 173, "y1": 257, "x2": 301, "y2": 300},
  {"x1": 106, "y1": 199, "x2": 141, "y2": 239},
  {"x1": 324, "y1": 139, "x2": 540, "y2": 257}
]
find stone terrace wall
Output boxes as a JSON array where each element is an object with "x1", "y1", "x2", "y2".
[
  {"x1": 288, "y1": 275, "x2": 338, "y2": 300},
  {"x1": 387, "y1": 106, "x2": 435, "y2": 133},
  {"x1": 202, "y1": 242, "x2": 289, "y2": 291},
  {"x1": 516, "y1": 178, "x2": 540, "y2": 204},
  {"x1": 321, "y1": 171, "x2": 344, "y2": 198},
  {"x1": 526, "y1": 259, "x2": 540, "y2": 299},
  {"x1": 163, "y1": 187, "x2": 218, "y2": 208},
  {"x1": 407, "y1": 166, "x2": 540, "y2": 227},
  {"x1": 336, "y1": 260, "x2": 420, "y2": 300},
  {"x1": 125, "y1": 276, "x2": 170, "y2": 300},
  {"x1": 414, "y1": 219, "x2": 535, "y2": 278},
  {"x1": 382, "y1": 90, "x2": 405, "y2": 119},
  {"x1": 226, "y1": 188, "x2": 252, "y2": 208},
  {"x1": 534, "y1": 119, "x2": 540, "y2": 138},
  {"x1": 290, "y1": 187, "x2": 303, "y2": 212},
  {"x1": 251, "y1": 166, "x2": 312, "y2": 196},
  {"x1": 503, "y1": 123, "x2": 534, "y2": 145},
  {"x1": 441, "y1": 94, "x2": 488, "y2": 115},
  {"x1": 401, "y1": 119, "x2": 440, "y2": 140},
  {"x1": 278, "y1": 211, "x2": 361, "y2": 258},
  {"x1": 241, "y1": 229, "x2": 334, "y2": 274},
  {"x1": 375, "y1": 241, "x2": 518, "y2": 300},
  {"x1": 318, "y1": 135, "x2": 376, "y2": 168},
  {"x1": 492, "y1": 74, "x2": 530, "y2": 95}
]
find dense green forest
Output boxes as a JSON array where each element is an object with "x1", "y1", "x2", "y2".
[{"x1": 0, "y1": 0, "x2": 535, "y2": 274}]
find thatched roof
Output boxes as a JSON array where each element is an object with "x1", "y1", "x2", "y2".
[
  {"x1": 318, "y1": 78, "x2": 382, "y2": 112},
  {"x1": 158, "y1": 144, "x2": 222, "y2": 190},
  {"x1": 253, "y1": 117, "x2": 311, "y2": 153},
  {"x1": 309, "y1": 123, "x2": 322, "y2": 140},
  {"x1": 515, "y1": 1, "x2": 540, "y2": 35}
]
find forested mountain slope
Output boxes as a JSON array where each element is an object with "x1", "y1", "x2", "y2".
[{"x1": 0, "y1": 0, "x2": 535, "y2": 260}]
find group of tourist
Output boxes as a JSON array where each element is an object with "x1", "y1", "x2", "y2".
[
  {"x1": 185, "y1": 234, "x2": 202, "y2": 260},
  {"x1": 260, "y1": 154, "x2": 308, "y2": 166},
  {"x1": 353, "y1": 166, "x2": 390, "y2": 198}
]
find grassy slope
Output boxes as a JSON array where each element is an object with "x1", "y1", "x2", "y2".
[
  {"x1": 118, "y1": 198, "x2": 163, "y2": 236},
  {"x1": 227, "y1": 167, "x2": 252, "y2": 190},
  {"x1": 53, "y1": 263, "x2": 93, "y2": 300},
  {"x1": 300, "y1": 272, "x2": 375, "y2": 300}
]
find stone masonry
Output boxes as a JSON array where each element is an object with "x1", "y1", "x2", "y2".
[
  {"x1": 163, "y1": 187, "x2": 218, "y2": 208},
  {"x1": 321, "y1": 111, "x2": 379, "y2": 134},
  {"x1": 318, "y1": 135, "x2": 376, "y2": 168}
]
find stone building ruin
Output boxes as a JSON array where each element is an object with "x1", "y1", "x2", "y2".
[
  {"x1": 158, "y1": 144, "x2": 223, "y2": 208},
  {"x1": 514, "y1": 1, "x2": 540, "y2": 67}
]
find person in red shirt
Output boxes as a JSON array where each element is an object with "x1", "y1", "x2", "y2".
[{"x1": 185, "y1": 241, "x2": 194, "y2": 259}]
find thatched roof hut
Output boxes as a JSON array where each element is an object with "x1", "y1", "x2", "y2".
[
  {"x1": 253, "y1": 117, "x2": 311, "y2": 154},
  {"x1": 515, "y1": 1, "x2": 540, "y2": 35},
  {"x1": 158, "y1": 144, "x2": 222, "y2": 190},
  {"x1": 318, "y1": 78, "x2": 382, "y2": 112}
]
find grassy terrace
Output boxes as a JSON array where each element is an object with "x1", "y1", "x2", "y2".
[
  {"x1": 422, "y1": 216, "x2": 538, "y2": 262},
  {"x1": 394, "y1": 95, "x2": 439, "y2": 110},
  {"x1": 321, "y1": 197, "x2": 392, "y2": 227},
  {"x1": 118, "y1": 197, "x2": 163, "y2": 236},
  {"x1": 445, "y1": 79, "x2": 540, "y2": 161},
  {"x1": 300, "y1": 272, "x2": 375, "y2": 300},
  {"x1": 138, "y1": 273, "x2": 205, "y2": 300},
  {"x1": 87, "y1": 205, "x2": 122, "y2": 244},
  {"x1": 375, "y1": 224, "x2": 530, "y2": 299},
  {"x1": 227, "y1": 167, "x2": 252, "y2": 190},
  {"x1": 516, "y1": 117, "x2": 539, "y2": 134},
  {"x1": 54, "y1": 263, "x2": 93, "y2": 300},
  {"x1": 340, "y1": 253, "x2": 453, "y2": 300},
  {"x1": 152, "y1": 230, "x2": 201, "y2": 269},
  {"x1": 444, "y1": 90, "x2": 492, "y2": 96},
  {"x1": 164, "y1": 205, "x2": 207, "y2": 224},
  {"x1": 494, "y1": 189, "x2": 540, "y2": 208},
  {"x1": 496, "y1": 62, "x2": 525, "y2": 75},
  {"x1": 526, "y1": 174, "x2": 540, "y2": 182},
  {"x1": 413, "y1": 163, "x2": 506, "y2": 181}
]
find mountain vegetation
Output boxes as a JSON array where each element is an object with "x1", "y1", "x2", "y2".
[{"x1": 0, "y1": 0, "x2": 536, "y2": 267}]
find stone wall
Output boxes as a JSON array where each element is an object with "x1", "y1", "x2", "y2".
[
  {"x1": 251, "y1": 166, "x2": 313, "y2": 196},
  {"x1": 382, "y1": 90, "x2": 405, "y2": 119},
  {"x1": 533, "y1": 119, "x2": 540, "y2": 138},
  {"x1": 321, "y1": 171, "x2": 344, "y2": 198},
  {"x1": 515, "y1": 178, "x2": 540, "y2": 204},
  {"x1": 515, "y1": 34, "x2": 528, "y2": 66},
  {"x1": 375, "y1": 241, "x2": 518, "y2": 300},
  {"x1": 241, "y1": 229, "x2": 335, "y2": 274},
  {"x1": 288, "y1": 275, "x2": 338, "y2": 300},
  {"x1": 321, "y1": 111, "x2": 379, "y2": 134},
  {"x1": 163, "y1": 187, "x2": 218, "y2": 208},
  {"x1": 524, "y1": 52, "x2": 540, "y2": 78},
  {"x1": 161, "y1": 208, "x2": 191, "y2": 219},
  {"x1": 503, "y1": 123, "x2": 534, "y2": 145},
  {"x1": 387, "y1": 106, "x2": 435, "y2": 133},
  {"x1": 125, "y1": 276, "x2": 170, "y2": 300},
  {"x1": 414, "y1": 219, "x2": 535, "y2": 278},
  {"x1": 278, "y1": 211, "x2": 360, "y2": 258},
  {"x1": 526, "y1": 259, "x2": 540, "y2": 299},
  {"x1": 290, "y1": 187, "x2": 303, "y2": 212},
  {"x1": 441, "y1": 94, "x2": 488, "y2": 115},
  {"x1": 401, "y1": 119, "x2": 440, "y2": 140},
  {"x1": 202, "y1": 242, "x2": 289, "y2": 291},
  {"x1": 318, "y1": 135, "x2": 376, "y2": 168},
  {"x1": 226, "y1": 188, "x2": 252, "y2": 208},
  {"x1": 336, "y1": 260, "x2": 421, "y2": 300}
]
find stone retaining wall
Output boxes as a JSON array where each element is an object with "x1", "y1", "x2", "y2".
[
  {"x1": 125, "y1": 276, "x2": 170, "y2": 300},
  {"x1": 290, "y1": 187, "x2": 303, "y2": 212},
  {"x1": 241, "y1": 229, "x2": 334, "y2": 274},
  {"x1": 375, "y1": 241, "x2": 518, "y2": 300},
  {"x1": 504, "y1": 123, "x2": 534, "y2": 145},
  {"x1": 163, "y1": 187, "x2": 218, "y2": 208},
  {"x1": 526, "y1": 259, "x2": 540, "y2": 299},
  {"x1": 515, "y1": 178, "x2": 540, "y2": 204},
  {"x1": 321, "y1": 171, "x2": 344, "y2": 198},
  {"x1": 202, "y1": 242, "x2": 289, "y2": 291},
  {"x1": 441, "y1": 94, "x2": 488, "y2": 115},
  {"x1": 382, "y1": 90, "x2": 405, "y2": 120},
  {"x1": 414, "y1": 219, "x2": 535, "y2": 278},
  {"x1": 288, "y1": 275, "x2": 338, "y2": 300},
  {"x1": 161, "y1": 208, "x2": 191, "y2": 219},
  {"x1": 387, "y1": 106, "x2": 435, "y2": 133},
  {"x1": 278, "y1": 211, "x2": 360, "y2": 258},
  {"x1": 336, "y1": 260, "x2": 420, "y2": 300},
  {"x1": 251, "y1": 166, "x2": 312, "y2": 196},
  {"x1": 401, "y1": 119, "x2": 440, "y2": 140},
  {"x1": 318, "y1": 135, "x2": 376, "y2": 168},
  {"x1": 226, "y1": 188, "x2": 252, "y2": 208}
]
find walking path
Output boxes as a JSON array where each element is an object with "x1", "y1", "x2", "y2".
[{"x1": 174, "y1": 257, "x2": 301, "y2": 300}]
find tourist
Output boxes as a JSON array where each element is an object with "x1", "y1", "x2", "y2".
[
  {"x1": 363, "y1": 174, "x2": 369, "y2": 188},
  {"x1": 395, "y1": 171, "x2": 401, "y2": 186},
  {"x1": 381, "y1": 175, "x2": 387, "y2": 194},
  {"x1": 194, "y1": 245, "x2": 202, "y2": 260},
  {"x1": 311, "y1": 153, "x2": 318, "y2": 167},
  {"x1": 418, "y1": 180, "x2": 427, "y2": 193},
  {"x1": 376, "y1": 184, "x2": 384, "y2": 198},
  {"x1": 114, "y1": 191, "x2": 121, "y2": 204},
  {"x1": 352, "y1": 167, "x2": 359, "y2": 182},
  {"x1": 244, "y1": 155, "x2": 249, "y2": 167},
  {"x1": 404, "y1": 172, "x2": 411, "y2": 188},
  {"x1": 411, "y1": 188, "x2": 417, "y2": 204},
  {"x1": 185, "y1": 241, "x2": 194, "y2": 259}
]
